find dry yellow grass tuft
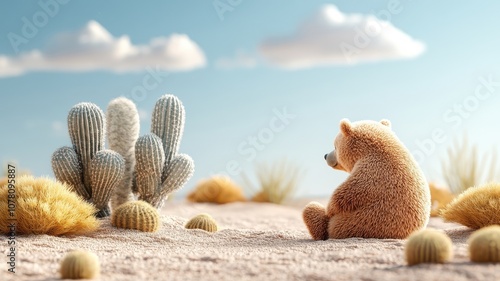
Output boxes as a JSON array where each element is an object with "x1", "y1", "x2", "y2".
[
  {"x1": 440, "y1": 182, "x2": 500, "y2": 229},
  {"x1": 187, "y1": 175, "x2": 246, "y2": 204},
  {"x1": 429, "y1": 182, "x2": 455, "y2": 217},
  {"x1": 441, "y1": 136, "x2": 499, "y2": 195},
  {"x1": 0, "y1": 175, "x2": 99, "y2": 236},
  {"x1": 246, "y1": 160, "x2": 301, "y2": 205}
]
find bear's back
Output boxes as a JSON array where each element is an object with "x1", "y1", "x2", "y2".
[{"x1": 330, "y1": 123, "x2": 430, "y2": 239}]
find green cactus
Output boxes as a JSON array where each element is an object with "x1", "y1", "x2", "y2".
[
  {"x1": 185, "y1": 213, "x2": 218, "y2": 232},
  {"x1": 107, "y1": 97, "x2": 140, "y2": 210},
  {"x1": 111, "y1": 200, "x2": 160, "y2": 232},
  {"x1": 52, "y1": 102, "x2": 125, "y2": 218},
  {"x1": 108, "y1": 95, "x2": 194, "y2": 209}
]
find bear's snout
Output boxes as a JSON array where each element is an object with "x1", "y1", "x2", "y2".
[
  {"x1": 326, "y1": 150, "x2": 345, "y2": 171},
  {"x1": 325, "y1": 151, "x2": 336, "y2": 167}
]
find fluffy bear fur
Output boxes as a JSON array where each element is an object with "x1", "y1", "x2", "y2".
[{"x1": 303, "y1": 119, "x2": 430, "y2": 239}]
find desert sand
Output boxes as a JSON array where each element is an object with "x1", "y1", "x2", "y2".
[{"x1": 1, "y1": 200, "x2": 499, "y2": 281}]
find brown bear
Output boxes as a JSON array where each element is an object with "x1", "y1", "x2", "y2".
[{"x1": 303, "y1": 119, "x2": 430, "y2": 240}]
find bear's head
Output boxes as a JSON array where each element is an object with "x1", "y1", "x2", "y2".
[{"x1": 325, "y1": 119, "x2": 392, "y2": 172}]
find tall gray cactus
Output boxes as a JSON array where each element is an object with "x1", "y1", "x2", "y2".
[
  {"x1": 108, "y1": 95, "x2": 194, "y2": 209},
  {"x1": 106, "y1": 98, "x2": 140, "y2": 210},
  {"x1": 142, "y1": 95, "x2": 194, "y2": 208},
  {"x1": 51, "y1": 103, "x2": 125, "y2": 218}
]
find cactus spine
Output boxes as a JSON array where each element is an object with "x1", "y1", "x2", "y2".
[
  {"x1": 107, "y1": 97, "x2": 140, "y2": 210},
  {"x1": 107, "y1": 94, "x2": 194, "y2": 209},
  {"x1": 52, "y1": 102, "x2": 125, "y2": 217},
  {"x1": 111, "y1": 201, "x2": 160, "y2": 232}
]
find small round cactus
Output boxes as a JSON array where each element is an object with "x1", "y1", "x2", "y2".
[
  {"x1": 468, "y1": 225, "x2": 500, "y2": 263},
  {"x1": 185, "y1": 213, "x2": 218, "y2": 232},
  {"x1": 111, "y1": 201, "x2": 160, "y2": 232},
  {"x1": 60, "y1": 250, "x2": 100, "y2": 279},
  {"x1": 405, "y1": 229, "x2": 453, "y2": 265}
]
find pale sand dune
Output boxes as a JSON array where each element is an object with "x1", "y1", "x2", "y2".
[{"x1": 2, "y1": 201, "x2": 499, "y2": 281}]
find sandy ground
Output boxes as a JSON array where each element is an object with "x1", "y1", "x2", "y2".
[{"x1": 1, "y1": 200, "x2": 499, "y2": 281}]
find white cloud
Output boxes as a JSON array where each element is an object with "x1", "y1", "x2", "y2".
[
  {"x1": 260, "y1": 5, "x2": 425, "y2": 69},
  {"x1": 0, "y1": 21, "x2": 206, "y2": 78},
  {"x1": 215, "y1": 50, "x2": 257, "y2": 69}
]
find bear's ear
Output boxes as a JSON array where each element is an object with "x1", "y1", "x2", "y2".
[
  {"x1": 380, "y1": 119, "x2": 391, "y2": 128},
  {"x1": 340, "y1": 119, "x2": 352, "y2": 136}
]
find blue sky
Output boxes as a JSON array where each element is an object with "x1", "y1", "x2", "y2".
[{"x1": 1, "y1": 0, "x2": 500, "y2": 198}]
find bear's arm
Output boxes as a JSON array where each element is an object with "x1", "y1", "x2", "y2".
[
  {"x1": 326, "y1": 169, "x2": 375, "y2": 217},
  {"x1": 326, "y1": 181, "x2": 359, "y2": 216}
]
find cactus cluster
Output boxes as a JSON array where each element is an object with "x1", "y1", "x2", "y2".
[
  {"x1": 52, "y1": 94, "x2": 194, "y2": 215},
  {"x1": 51, "y1": 103, "x2": 125, "y2": 217},
  {"x1": 468, "y1": 225, "x2": 500, "y2": 263},
  {"x1": 107, "y1": 95, "x2": 194, "y2": 209},
  {"x1": 185, "y1": 213, "x2": 218, "y2": 232},
  {"x1": 60, "y1": 250, "x2": 100, "y2": 279},
  {"x1": 405, "y1": 229, "x2": 453, "y2": 265},
  {"x1": 111, "y1": 201, "x2": 160, "y2": 232}
]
